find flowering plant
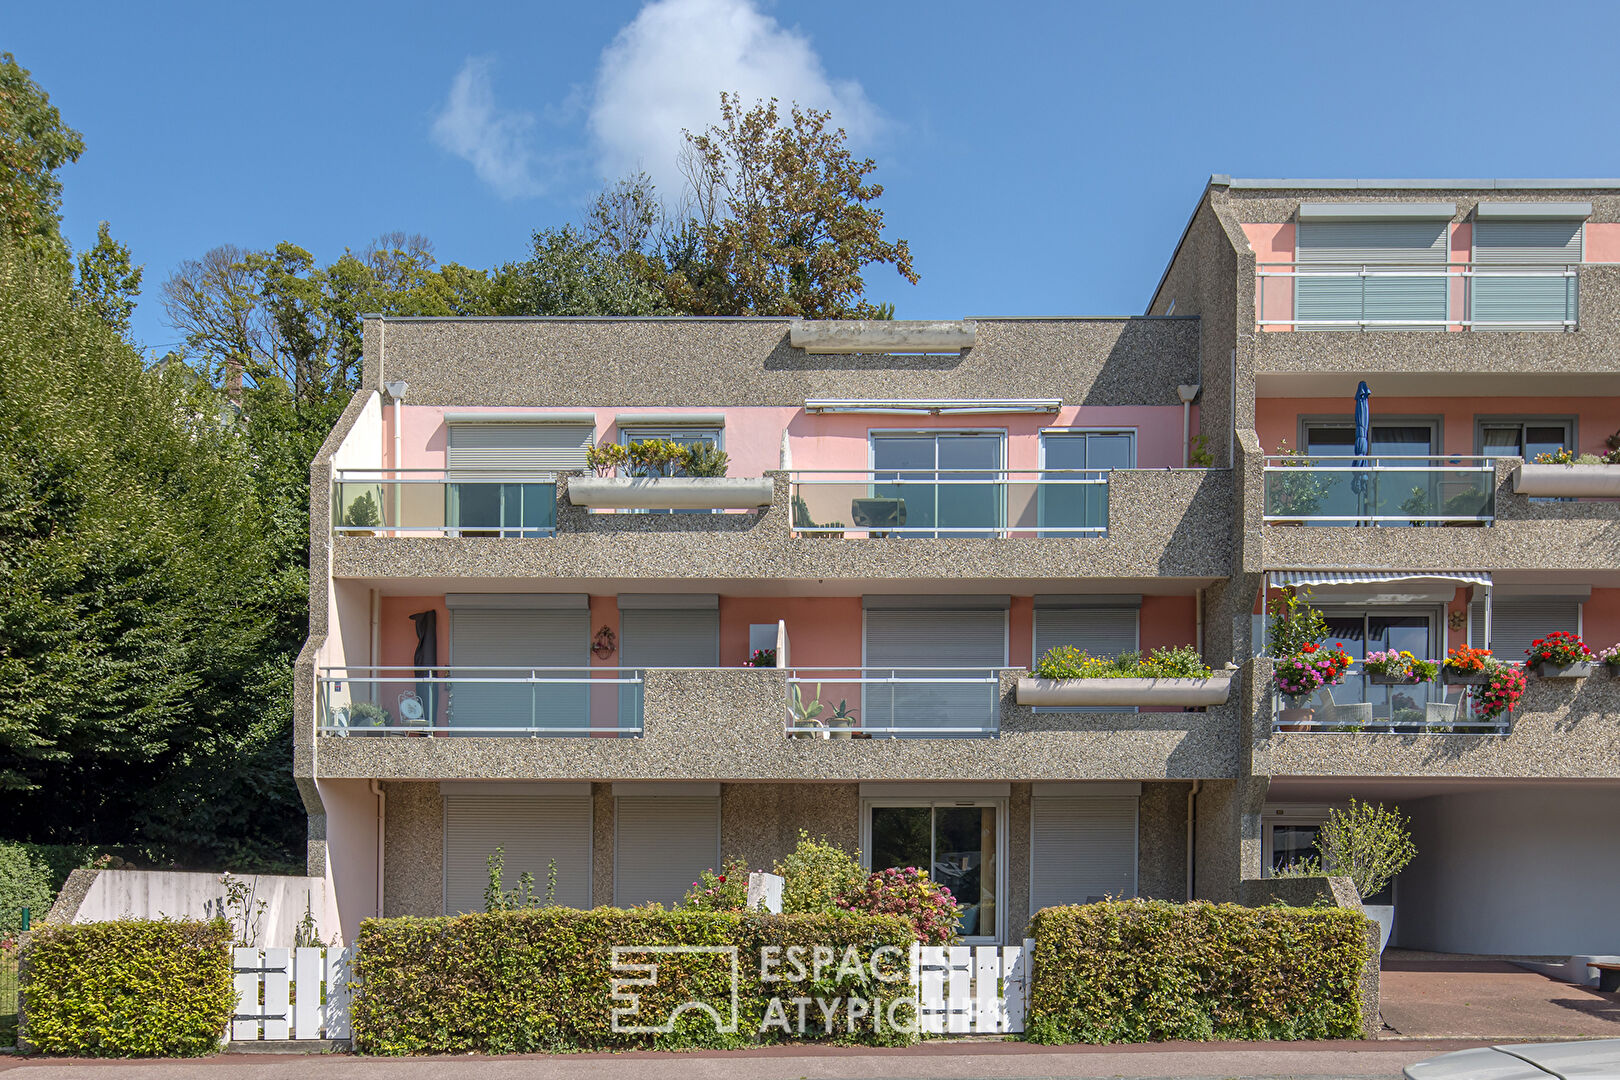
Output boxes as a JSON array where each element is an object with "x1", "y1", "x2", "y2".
[
  {"x1": 1444, "y1": 646, "x2": 1492, "y2": 674},
  {"x1": 681, "y1": 856, "x2": 750, "y2": 912},
  {"x1": 1363, "y1": 650, "x2": 1439, "y2": 681},
  {"x1": 1273, "y1": 640, "x2": 1354, "y2": 698},
  {"x1": 836, "y1": 866, "x2": 963, "y2": 946},
  {"x1": 745, "y1": 648, "x2": 777, "y2": 668},
  {"x1": 1598, "y1": 644, "x2": 1620, "y2": 669},
  {"x1": 1528, "y1": 631, "x2": 1593, "y2": 668},
  {"x1": 1476, "y1": 660, "x2": 1526, "y2": 720}
]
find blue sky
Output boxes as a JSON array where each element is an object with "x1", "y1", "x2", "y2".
[{"x1": 9, "y1": 0, "x2": 1620, "y2": 353}]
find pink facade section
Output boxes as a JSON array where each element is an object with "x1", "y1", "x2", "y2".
[
  {"x1": 1256, "y1": 396, "x2": 1617, "y2": 458},
  {"x1": 1585, "y1": 223, "x2": 1620, "y2": 263},
  {"x1": 381, "y1": 403, "x2": 1196, "y2": 476}
]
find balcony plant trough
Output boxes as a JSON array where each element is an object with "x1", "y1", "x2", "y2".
[
  {"x1": 1015, "y1": 675, "x2": 1233, "y2": 708},
  {"x1": 568, "y1": 476, "x2": 775, "y2": 510},
  {"x1": 1512, "y1": 463, "x2": 1620, "y2": 499},
  {"x1": 1527, "y1": 631, "x2": 1595, "y2": 679}
]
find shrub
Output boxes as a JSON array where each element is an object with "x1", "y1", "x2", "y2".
[
  {"x1": 682, "y1": 856, "x2": 751, "y2": 912},
  {"x1": 21, "y1": 919, "x2": 234, "y2": 1057},
  {"x1": 352, "y1": 907, "x2": 916, "y2": 1054},
  {"x1": 1033, "y1": 645, "x2": 1212, "y2": 680},
  {"x1": 683, "y1": 443, "x2": 730, "y2": 477},
  {"x1": 0, "y1": 845, "x2": 54, "y2": 935},
  {"x1": 1026, "y1": 900, "x2": 1369, "y2": 1044},
  {"x1": 836, "y1": 867, "x2": 961, "y2": 945},
  {"x1": 773, "y1": 832, "x2": 865, "y2": 916},
  {"x1": 1315, "y1": 799, "x2": 1416, "y2": 901}
]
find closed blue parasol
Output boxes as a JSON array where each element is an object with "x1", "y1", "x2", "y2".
[{"x1": 1351, "y1": 381, "x2": 1371, "y2": 499}]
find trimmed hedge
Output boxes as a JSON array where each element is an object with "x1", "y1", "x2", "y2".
[
  {"x1": 21, "y1": 919, "x2": 234, "y2": 1057},
  {"x1": 1026, "y1": 900, "x2": 1370, "y2": 1043},
  {"x1": 353, "y1": 907, "x2": 917, "y2": 1054}
]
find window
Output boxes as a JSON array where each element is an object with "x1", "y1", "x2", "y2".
[
  {"x1": 619, "y1": 425, "x2": 724, "y2": 514},
  {"x1": 445, "y1": 422, "x2": 583, "y2": 537},
  {"x1": 1478, "y1": 419, "x2": 1574, "y2": 462},
  {"x1": 1039, "y1": 431, "x2": 1131, "y2": 535},
  {"x1": 447, "y1": 599, "x2": 589, "y2": 734},
  {"x1": 1469, "y1": 598, "x2": 1581, "y2": 660},
  {"x1": 1301, "y1": 419, "x2": 1450, "y2": 526},
  {"x1": 1471, "y1": 217, "x2": 1582, "y2": 330},
  {"x1": 1320, "y1": 607, "x2": 1442, "y2": 724},
  {"x1": 614, "y1": 790, "x2": 721, "y2": 906},
  {"x1": 1264, "y1": 808, "x2": 1393, "y2": 905},
  {"x1": 865, "y1": 800, "x2": 1003, "y2": 941},
  {"x1": 870, "y1": 431, "x2": 1004, "y2": 537}
]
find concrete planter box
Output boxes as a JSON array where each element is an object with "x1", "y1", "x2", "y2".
[
  {"x1": 1512, "y1": 463, "x2": 1620, "y2": 498},
  {"x1": 1016, "y1": 675, "x2": 1232, "y2": 708},
  {"x1": 568, "y1": 476, "x2": 774, "y2": 510},
  {"x1": 1535, "y1": 661, "x2": 1594, "y2": 679}
]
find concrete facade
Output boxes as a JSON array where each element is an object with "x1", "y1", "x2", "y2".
[{"x1": 298, "y1": 177, "x2": 1620, "y2": 956}]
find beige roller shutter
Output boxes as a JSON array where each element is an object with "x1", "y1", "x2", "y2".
[
  {"x1": 446, "y1": 423, "x2": 594, "y2": 473},
  {"x1": 1034, "y1": 602, "x2": 1141, "y2": 714},
  {"x1": 443, "y1": 793, "x2": 592, "y2": 914},
  {"x1": 1470, "y1": 598, "x2": 1580, "y2": 660},
  {"x1": 448, "y1": 607, "x2": 589, "y2": 733},
  {"x1": 614, "y1": 795, "x2": 721, "y2": 906},
  {"x1": 1029, "y1": 795, "x2": 1138, "y2": 912}
]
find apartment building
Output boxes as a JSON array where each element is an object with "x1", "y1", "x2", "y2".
[{"x1": 298, "y1": 177, "x2": 1620, "y2": 957}]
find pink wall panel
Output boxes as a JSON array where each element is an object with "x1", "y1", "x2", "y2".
[
  {"x1": 1585, "y1": 224, "x2": 1620, "y2": 263},
  {"x1": 1256, "y1": 396, "x2": 1618, "y2": 457},
  {"x1": 1583, "y1": 588, "x2": 1620, "y2": 652}
]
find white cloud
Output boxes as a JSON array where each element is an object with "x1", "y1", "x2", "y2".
[
  {"x1": 587, "y1": 0, "x2": 880, "y2": 198},
  {"x1": 431, "y1": 57, "x2": 547, "y2": 199}
]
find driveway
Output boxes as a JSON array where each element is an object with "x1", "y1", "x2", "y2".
[{"x1": 1381, "y1": 953, "x2": 1620, "y2": 1039}]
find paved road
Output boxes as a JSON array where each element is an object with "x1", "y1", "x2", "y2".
[{"x1": 0, "y1": 1038, "x2": 1500, "y2": 1079}]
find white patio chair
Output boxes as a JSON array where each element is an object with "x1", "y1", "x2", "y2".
[{"x1": 1319, "y1": 688, "x2": 1373, "y2": 730}]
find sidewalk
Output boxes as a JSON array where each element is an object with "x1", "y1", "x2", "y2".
[{"x1": 0, "y1": 1037, "x2": 1501, "y2": 1079}]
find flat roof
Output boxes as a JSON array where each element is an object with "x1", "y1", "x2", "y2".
[{"x1": 1217, "y1": 175, "x2": 1620, "y2": 190}]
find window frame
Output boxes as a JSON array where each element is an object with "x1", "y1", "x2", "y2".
[
  {"x1": 1472, "y1": 415, "x2": 1579, "y2": 459},
  {"x1": 858, "y1": 795, "x2": 1009, "y2": 944},
  {"x1": 1295, "y1": 414, "x2": 1445, "y2": 460}
]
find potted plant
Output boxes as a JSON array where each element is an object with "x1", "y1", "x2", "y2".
[
  {"x1": 1527, "y1": 631, "x2": 1594, "y2": 678},
  {"x1": 349, "y1": 700, "x2": 389, "y2": 734},
  {"x1": 1273, "y1": 643, "x2": 1354, "y2": 729},
  {"x1": 341, "y1": 489, "x2": 384, "y2": 536},
  {"x1": 573, "y1": 439, "x2": 772, "y2": 509},
  {"x1": 1363, "y1": 650, "x2": 1439, "y2": 686},
  {"x1": 1279, "y1": 799, "x2": 1416, "y2": 954},
  {"x1": 1442, "y1": 645, "x2": 1492, "y2": 686},
  {"x1": 746, "y1": 648, "x2": 777, "y2": 668},
  {"x1": 1267, "y1": 441, "x2": 1334, "y2": 525},
  {"x1": 1599, "y1": 644, "x2": 1620, "y2": 675},
  {"x1": 792, "y1": 495, "x2": 846, "y2": 539},
  {"x1": 1474, "y1": 660, "x2": 1526, "y2": 725},
  {"x1": 788, "y1": 682, "x2": 825, "y2": 739},
  {"x1": 824, "y1": 699, "x2": 859, "y2": 739}
]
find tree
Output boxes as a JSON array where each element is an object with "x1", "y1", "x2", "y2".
[
  {"x1": 488, "y1": 225, "x2": 665, "y2": 316},
  {"x1": 1315, "y1": 799, "x2": 1416, "y2": 901},
  {"x1": 0, "y1": 52, "x2": 85, "y2": 244},
  {"x1": 586, "y1": 172, "x2": 661, "y2": 261},
  {"x1": 73, "y1": 221, "x2": 143, "y2": 337},
  {"x1": 660, "y1": 94, "x2": 916, "y2": 318}
]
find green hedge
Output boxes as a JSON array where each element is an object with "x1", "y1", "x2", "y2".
[
  {"x1": 353, "y1": 907, "x2": 917, "y2": 1054},
  {"x1": 1026, "y1": 900, "x2": 1370, "y2": 1043},
  {"x1": 21, "y1": 919, "x2": 234, "y2": 1057}
]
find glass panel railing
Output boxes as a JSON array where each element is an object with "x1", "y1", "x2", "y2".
[
  {"x1": 333, "y1": 470, "x2": 557, "y2": 537},
  {"x1": 1262, "y1": 457, "x2": 1495, "y2": 525},
  {"x1": 785, "y1": 668, "x2": 1001, "y2": 738},
  {"x1": 318, "y1": 667, "x2": 640, "y2": 736},
  {"x1": 1271, "y1": 663, "x2": 1509, "y2": 734},
  {"x1": 788, "y1": 470, "x2": 1107, "y2": 538}
]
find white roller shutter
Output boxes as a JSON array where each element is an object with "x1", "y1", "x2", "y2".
[
  {"x1": 1470, "y1": 598, "x2": 1580, "y2": 661},
  {"x1": 1034, "y1": 604, "x2": 1141, "y2": 714},
  {"x1": 614, "y1": 796, "x2": 721, "y2": 906},
  {"x1": 447, "y1": 423, "x2": 595, "y2": 473},
  {"x1": 443, "y1": 793, "x2": 592, "y2": 914},
  {"x1": 1472, "y1": 219, "x2": 1582, "y2": 330},
  {"x1": 863, "y1": 607, "x2": 1006, "y2": 735},
  {"x1": 1296, "y1": 220, "x2": 1449, "y2": 329},
  {"x1": 1029, "y1": 795, "x2": 1138, "y2": 912},
  {"x1": 449, "y1": 608, "x2": 589, "y2": 732}
]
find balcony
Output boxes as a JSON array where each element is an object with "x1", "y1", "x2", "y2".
[
  {"x1": 1262, "y1": 456, "x2": 1495, "y2": 526},
  {"x1": 333, "y1": 470, "x2": 557, "y2": 538},
  {"x1": 1269, "y1": 662, "x2": 1507, "y2": 735},
  {"x1": 788, "y1": 469, "x2": 1108, "y2": 538},
  {"x1": 1256, "y1": 262, "x2": 1579, "y2": 331},
  {"x1": 311, "y1": 667, "x2": 1240, "y2": 781},
  {"x1": 319, "y1": 666, "x2": 642, "y2": 736}
]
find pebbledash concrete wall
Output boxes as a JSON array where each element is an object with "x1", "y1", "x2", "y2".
[{"x1": 376, "y1": 779, "x2": 1192, "y2": 940}]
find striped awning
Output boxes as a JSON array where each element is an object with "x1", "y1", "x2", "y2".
[{"x1": 1271, "y1": 570, "x2": 1491, "y2": 588}]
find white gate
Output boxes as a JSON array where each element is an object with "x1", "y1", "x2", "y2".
[
  {"x1": 231, "y1": 946, "x2": 353, "y2": 1043},
  {"x1": 909, "y1": 940, "x2": 1032, "y2": 1034}
]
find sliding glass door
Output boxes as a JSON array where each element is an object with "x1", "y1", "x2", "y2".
[
  {"x1": 871, "y1": 433, "x2": 1004, "y2": 537},
  {"x1": 1321, "y1": 608, "x2": 1440, "y2": 727},
  {"x1": 1303, "y1": 421, "x2": 1440, "y2": 525}
]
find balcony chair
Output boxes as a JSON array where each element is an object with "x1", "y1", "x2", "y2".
[
  {"x1": 1318, "y1": 688, "x2": 1373, "y2": 731},
  {"x1": 850, "y1": 497, "x2": 907, "y2": 537}
]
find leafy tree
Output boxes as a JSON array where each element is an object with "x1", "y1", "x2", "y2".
[
  {"x1": 658, "y1": 94, "x2": 916, "y2": 318},
  {"x1": 488, "y1": 225, "x2": 665, "y2": 316},
  {"x1": 0, "y1": 52, "x2": 84, "y2": 244},
  {"x1": 73, "y1": 222, "x2": 143, "y2": 336}
]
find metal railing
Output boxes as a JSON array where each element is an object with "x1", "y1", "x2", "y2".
[
  {"x1": 1255, "y1": 261, "x2": 1579, "y2": 330},
  {"x1": 786, "y1": 667, "x2": 1002, "y2": 737},
  {"x1": 788, "y1": 469, "x2": 1108, "y2": 538},
  {"x1": 1271, "y1": 661, "x2": 1512, "y2": 734},
  {"x1": 1262, "y1": 455, "x2": 1496, "y2": 525},
  {"x1": 318, "y1": 666, "x2": 642, "y2": 736},
  {"x1": 332, "y1": 469, "x2": 557, "y2": 537}
]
